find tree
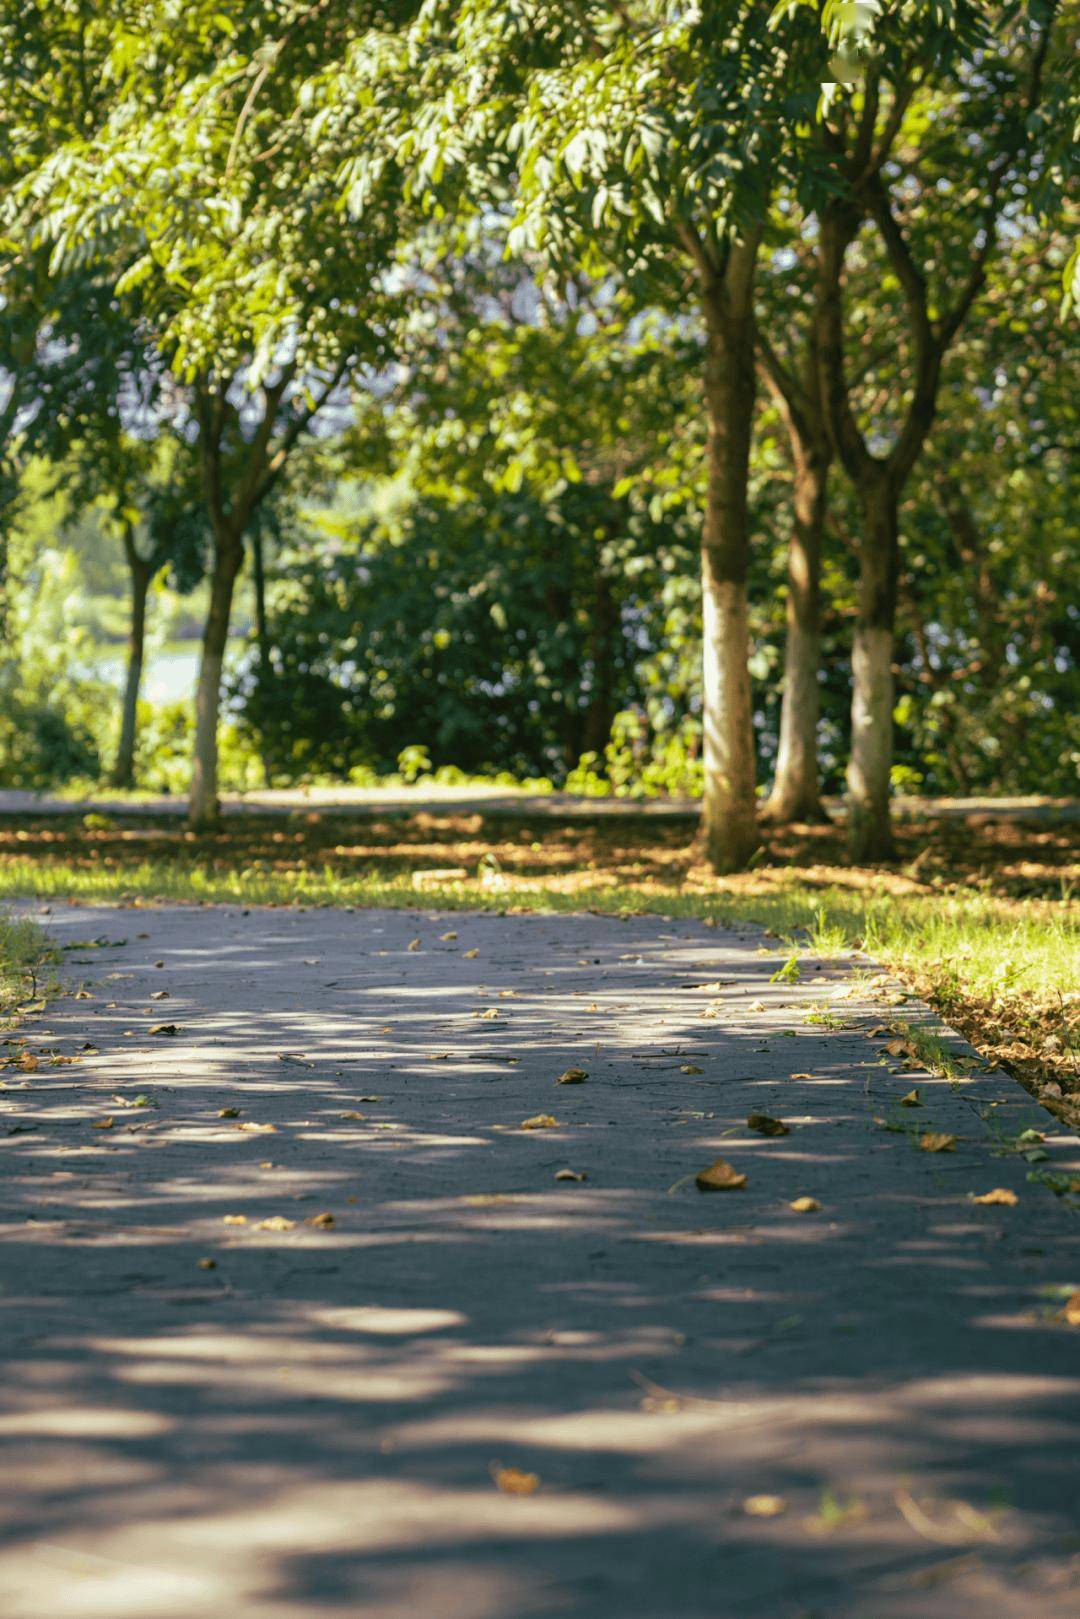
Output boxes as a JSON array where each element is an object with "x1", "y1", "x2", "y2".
[
  {"x1": 16, "y1": 1, "x2": 427, "y2": 826},
  {"x1": 813, "y1": 1, "x2": 1068, "y2": 857}
]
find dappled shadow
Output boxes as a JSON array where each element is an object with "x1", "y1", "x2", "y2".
[{"x1": 1, "y1": 905, "x2": 1078, "y2": 1617}]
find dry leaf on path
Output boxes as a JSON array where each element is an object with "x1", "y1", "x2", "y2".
[
  {"x1": 521, "y1": 1114, "x2": 558, "y2": 1130},
  {"x1": 919, "y1": 1132, "x2": 957, "y2": 1153},
  {"x1": 971, "y1": 1187, "x2": 1018, "y2": 1207},
  {"x1": 695, "y1": 1158, "x2": 747, "y2": 1192},
  {"x1": 747, "y1": 1113, "x2": 789, "y2": 1137},
  {"x1": 148, "y1": 1024, "x2": 179, "y2": 1037},
  {"x1": 218, "y1": 1108, "x2": 241, "y2": 1119},
  {"x1": 222, "y1": 1214, "x2": 247, "y2": 1225},
  {"x1": 308, "y1": 1212, "x2": 335, "y2": 1228},
  {"x1": 256, "y1": 1216, "x2": 297, "y2": 1231},
  {"x1": 439, "y1": 932, "x2": 457, "y2": 942},
  {"x1": 681, "y1": 1064, "x2": 704, "y2": 1074},
  {"x1": 407, "y1": 938, "x2": 422, "y2": 951},
  {"x1": 493, "y1": 1467, "x2": 540, "y2": 1496},
  {"x1": 91, "y1": 1117, "x2": 114, "y2": 1130},
  {"x1": 789, "y1": 1196, "x2": 822, "y2": 1213},
  {"x1": 475, "y1": 1008, "x2": 501, "y2": 1021},
  {"x1": 150, "y1": 990, "x2": 170, "y2": 1001},
  {"x1": 237, "y1": 1121, "x2": 276, "y2": 1133},
  {"x1": 900, "y1": 1089, "x2": 922, "y2": 1107},
  {"x1": 555, "y1": 1168, "x2": 588, "y2": 1182},
  {"x1": 197, "y1": 1258, "x2": 216, "y2": 1270},
  {"x1": 340, "y1": 1111, "x2": 366, "y2": 1120},
  {"x1": 463, "y1": 948, "x2": 479, "y2": 959},
  {"x1": 743, "y1": 1494, "x2": 787, "y2": 1518},
  {"x1": 17, "y1": 1052, "x2": 38, "y2": 1071},
  {"x1": 1060, "y1": 1293, "x2": 1080, "y2": 1326},
  {"x1": 556, "y1": 1068, "x2": 588, "y2": 1085}
]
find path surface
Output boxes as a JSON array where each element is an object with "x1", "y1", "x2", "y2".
[
  {"x1": 1, "y1": 904, "x2": 1078, "y2": 1619},
  {"x1": 1, "y1": 786, "x2": 1079, "y2": 822}
]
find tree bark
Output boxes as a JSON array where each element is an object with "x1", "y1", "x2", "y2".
[
  {"x1": 700, "y1": 260, "x2": 759, "y2": 873},
  {"x1": 250, "y1": 525, "x2": 273, "y2": 787},
  {"x1": 846, "y1": 476, "x2": 899, "y2": 861},
  {"x1": 763, "y1": 439, "x2": 829, "y2": 823},
  {"x1": 109, "y1": 527, "x2": 152, "y2": 789},
  {"x1": 189, "y1": 525, "x2": 244, "y2": 830}
]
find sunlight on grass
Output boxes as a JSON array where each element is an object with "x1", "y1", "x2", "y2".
[{"x1": 0, "y1": 910, "x2": 57, "y2": 1024}]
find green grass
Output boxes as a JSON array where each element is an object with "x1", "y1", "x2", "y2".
[
  {"x1": 0, "y1": 910, "x2": 58, "y2": 1025},
  {"x1": 0, "y1": 856, "x2": 1075, "y2": 1007}
]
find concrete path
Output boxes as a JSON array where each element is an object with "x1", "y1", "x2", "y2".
[
  {"x1": 1, "y1": 904, "x2": 1078, "y2": 1619},
  {"x1": 1, "y1": 787, "x2": 1078, "y2": 823}
]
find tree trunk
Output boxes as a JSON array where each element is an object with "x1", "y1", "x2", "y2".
[
  {"x1": 764, "y1": 443, "x2": 829, "y2": 822},
  {"x1": 109, "y1": 535, "x2": 152, "y2": 789},
  {"x1": 700, "y1": 275, "x2": 759, "y2": 872},
  {"x1": 250, "y1": 525, "x2": 273, "y2": 787},
  {"x1": 189, "y1": 527, "x2": 244, "y2": 830},
  {"x1": 847, "y1": 478, "x2": 899, "y2": 861}
]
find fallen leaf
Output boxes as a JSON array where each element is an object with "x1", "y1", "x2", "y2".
[
  {"x1": 790, "y1": 1072, "x2": 813, "y2": 1080},
  {"x1": 521, "y1": 1114, "x2": 558, "y2": 1130},
  {"x1": 789, "y1": 1196, "x2": 822, "y2": 1213},
  {"x1": 237, "y1": 1121, "x2": 276, "y2": 1133},
  {"x1": 153, "y1": 960, "x2": 164, "y2": 968},
  {"x1": 681, "y1": 1063, "x2": 704, "y2": 1074},
  {"x1": 494, "y1": 1467, "x2": 540, "y2": 1496},
  {"x1": 197, "y1": 1257, "x2": 216, "y2": 1270},
  {"x1": 919, "y1": 1132, "x2": 957, "y2": 1153},
  {"x1": 475, "y1": 1008, "x2": 501, "y2": 1021},
  {"x1": 74, "y1": 990, "x2": 92, "y2": 1000},
  {"x1": 743, "y1": 1494, "x2": 787, "y2": 1518},
  {"x1": 17, "y1": 1052, "x2": 38, "y2": 1072},
  {"x1": 148, "y1": 1023, "x2": 178, "y2": 1037},
  {"x1": 407, "y1": 938, "x2": 422, "y2": 951},
  {"x1": 555, "y1": 1168, "x2": 588, "y2": 1182},
  {"x1": 149, "y1": 990, "x2": 170, "y2": 1001},
  {"x1": 1060, "y1": 1292, "x2": 1080, "y2": 1326},
  {"x1": 222, "y1": 1214, "x2": 247, "y2": 1225},
  {"x1": 556, "y1": 1068, "x2": 588, "y2": 1085},
  {"x1": 747, "y1": 1113, "x2": 789, "y2": 1137},
  {"x1": 91, "y1": 1117, "x2": 114, "y2": 1130},
  {"x1": 971, "y1": 1188, "x2": 1018, "y2": 1207},
  {"x1": 256, "y1": 1216, "x2": 297, "y2": 1231},
  {"x1": 340, "y1": 1110, "x2": 366, "y2": 1120},
  {"x1": 308, "y1": 1212, "x2": 335, "y2": 1228},
  {"x1": 218, "y1": 1107, "x2": 241, "y2": 1119},
  {"x1": 463, "y1": 948, "x2": 479, "y2": 959},
  {"x1": 886, "y1": 1039, "x2": 914, "y2": 1058},
  {"x1": 439, "y1": 931, "x2": 458, "y2": 941},
  {"x1": 695, "y1": 1158, "x2": 747, "y2": 1192},
  {"x1": 900, "y1": 1089, "x2": 922, "y2": 1107}
]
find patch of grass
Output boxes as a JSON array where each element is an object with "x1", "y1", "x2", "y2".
[
  {"x1": 0, "y1": 809, "x2": 1076, "y2": 1103},
  {"x1": 0, "y1": 910, "x2": 58, "y2": 1026}
]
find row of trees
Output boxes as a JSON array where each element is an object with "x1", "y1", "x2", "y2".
[{"x1": 1, "y1": 2, "x2": 1076, "y2": 865}]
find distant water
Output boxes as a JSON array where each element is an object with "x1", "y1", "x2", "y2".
[{"x1": 98, "y1": 641, "x2": 244, "y2": 704}]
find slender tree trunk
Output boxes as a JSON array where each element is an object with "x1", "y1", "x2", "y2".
[
  {"x1": 700, "y1": 274, "x2": 759, "y2": 872},
  {"x1": 109, "y1": 534, "x2": 152, "y2": 789},
  {"x1": 189, "y1": 526, "x2": 244, "y2": 831},
  {"x1": 582, "y1": 567, "x2": 618, "y2": 757},
  {"x1": 250, "y1": 526, "x2": 273, "y2": 787},
  {"x1": 847, "y1": 477, "x2": 899, "y2": 861},
  {"x1": 764, "y1": 443, "x2": 829, "y2": 822}
]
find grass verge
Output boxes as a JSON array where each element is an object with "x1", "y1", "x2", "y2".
[{"x1": 0, "y1": 910, "x2": 59, "y2": 1029}]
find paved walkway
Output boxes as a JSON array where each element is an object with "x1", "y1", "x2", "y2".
[
  {"x1": 1, "y1": 787, "x2": 1078, "y2": 822},
  {"x1": 1, "y1": 904, "x2": 1078, "y2": 1618}
]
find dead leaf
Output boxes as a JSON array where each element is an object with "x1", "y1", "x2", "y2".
[
  {"x1": 218, "y1": 1107, "x2": 241, "y2": 1119},
  {"x1": 1060, "y1": 1292, "x2": 1080, "y2": 1326},
  {"x1": 407, "y1": 938, "x2": 422, "y2": 951},
  {"x1": 743, "y1": 1494, "x2": 787, "y2": 1518},
  {"x1": 340, "y1": 1110, "x2": 366, "y2": 1120},
  {"x1": 197, "y1": 1257, "x2": 216, "y2": 1270},
  {"x1": 150, "y1": 990, "x2": 170, "y2": 1001},
  {"x1": 555, "y1": 1168, "x2": 588, "y2": 1182},
  {"x1": 971, "y1": 1187, "x2": 1018, "y2": 1207},
  {"x1": 695, "y1": 1158, "x2": 747, "y2": 1192},
  {"x1": 887, "y1": 1039, "x2": 914, "y2": 1058},
  {"x1": 463, "y1": 948, "x2": 479, "y2": 959},
  {"x1": 91, "y1": 1117, "x2": 114, "y2": 1131},
  {"x1": 237, "y1": 1121, "x2": 276, "y2": 1133},
  {"x1": 222, "y1": 1214, "x2": 247, "y2": 1226},
  {"x1": 900, "y1": 1089, "x2": 922, "y2": 1107},
  {"x1": 17, "y1": 1052, "x2": 38, "y2": 1072},
  {"x1": 439, "y1": 931, "x2": 458, "y2": 941},
  {"x1": 790, "y1": 1072, "x2": 813, "y2": 1080},
  {"x1": 308, "y1": 1212, "x2": 335, "y2": 1228},
  {"x1": 475, "y1": 1008, "x2": 501, "y2": 1020},
  {"x1": 256, "y1": 1216, "x2": 297, "y2": 1231},
  {"x1": 747, "y1": 1113, "x2": 789, "y2": 1137},
  {"x1": 148, "y1": 1023, "x2": 178, "y2": 1037},
  {"x1": 556, "y1": 1068, "x2": 588, "y2": 1085},
  {"x1": 494, "y1": 1467, "x2": 540, "y2": 1496},
  {"x1": 681, "y1": 1063, "x2": 704, "y2": 1074},
  {"x1": 74, "y1": 990, "x2": 92, "y2": 1001},
  {"x1": 521, "y1": 1114, "x2": 558, "y2": 1130},
  {"x1": 919, "y1": 1132, "x2": 957, "y2": 1153},
  {"x1": 789, "y1": 1196, "x2": 822, "y2": 1213}
]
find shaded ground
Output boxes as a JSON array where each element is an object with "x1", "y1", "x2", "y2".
[{"x1": 1, "y1": 904, "x2": 1078, "y2": 1618}]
